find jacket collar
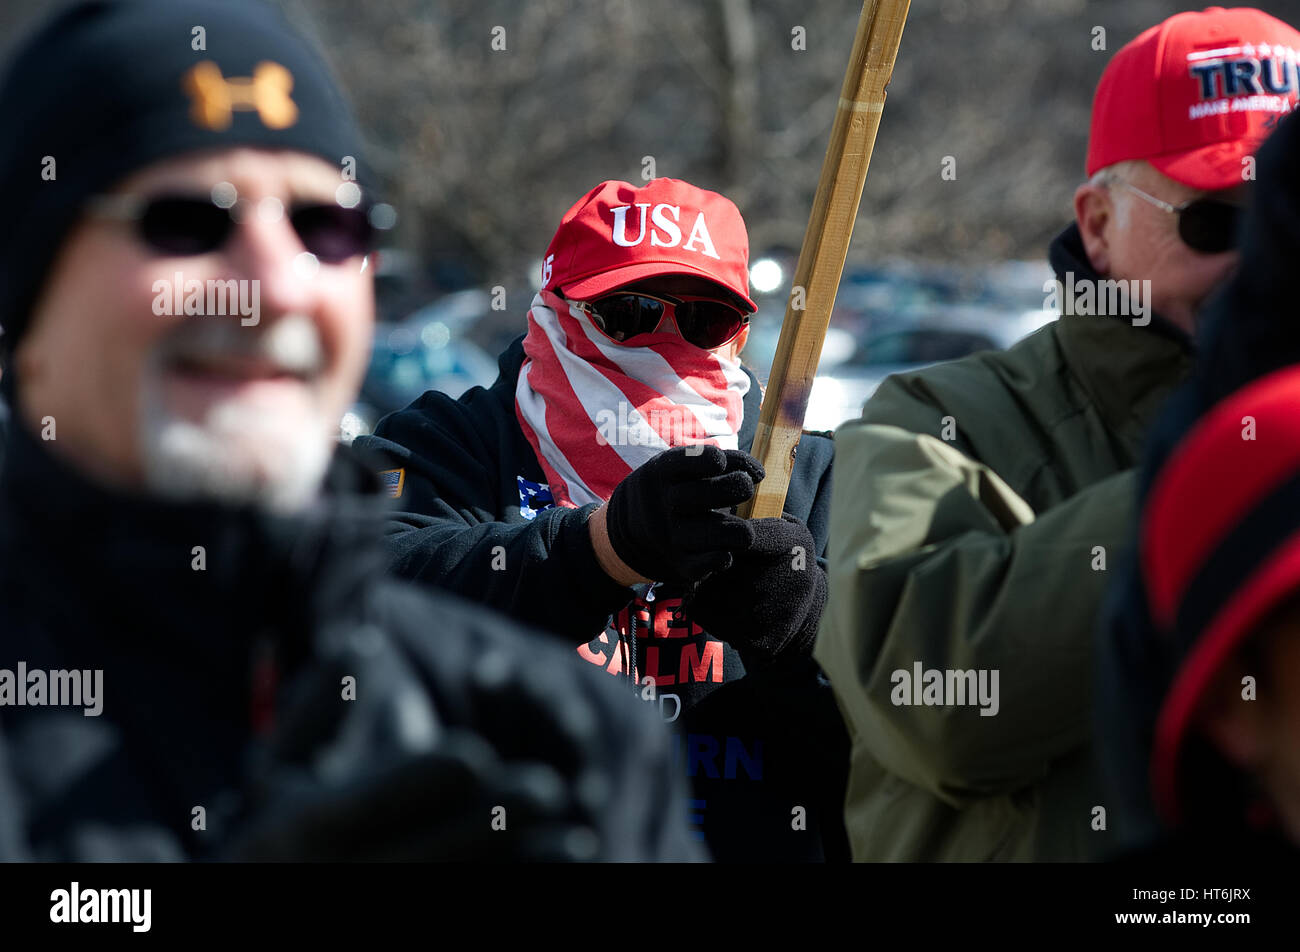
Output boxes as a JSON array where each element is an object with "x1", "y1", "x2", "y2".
[{"x1": 1048, "y1": 224, "x2": 1195, "y2": 454}]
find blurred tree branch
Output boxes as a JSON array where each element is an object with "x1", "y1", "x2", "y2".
[{"x1": 6, "y1": 0, "x2": 1300, "y2": 305}]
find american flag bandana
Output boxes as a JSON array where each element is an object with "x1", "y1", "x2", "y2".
[{"x1": 514, "y1": 289, "x2": 749, "y2": 508}]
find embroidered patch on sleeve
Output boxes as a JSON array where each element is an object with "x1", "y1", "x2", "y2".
[
  {"x1": 379, "y1": 468, "x2": 406, "y2": 499},
  {"x1": 517, "y1": 475, "x2": 555, "y2": 520}
]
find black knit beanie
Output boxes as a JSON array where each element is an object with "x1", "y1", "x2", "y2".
[{"x1": 0, "y1": 0, "x2": 367, "y2": 358}]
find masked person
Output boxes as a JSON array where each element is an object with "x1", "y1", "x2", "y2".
[
  {"x1": 0, "y1": 0, "x2": 699, "y2": 862},
  {"x1": 815, "y1": 7, "x2": 1300, "y2": 861},
  {"x1": 355, "y1": 178, "x2": 849, "y2": 861}
]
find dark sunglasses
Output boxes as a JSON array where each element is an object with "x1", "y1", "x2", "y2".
[
  {"x1": 1108, "y1": 179, "x2": 1240, "y2": 255},
  {"x1": 573, "y1": 291, "x2": 751, "y2": 350},
  {"x1": 86, "y1": 192, "x2": 376, "y2": 263}
]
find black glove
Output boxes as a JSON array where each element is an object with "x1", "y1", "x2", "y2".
[
  {"x1": 688, "y1": 515, "x2": 827, "y2": 669},
  {"x1": 605, "y1": 445, "x2": 762, "y2": 586}
]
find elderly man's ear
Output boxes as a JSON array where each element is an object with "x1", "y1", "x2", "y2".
[{"x1": 1074, "y1": 181, "x2": 1116, "y2": 277}]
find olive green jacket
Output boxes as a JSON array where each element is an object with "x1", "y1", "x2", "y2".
[{"x1": 814, "y1": 283, "x2": 1192, "y2": 861}]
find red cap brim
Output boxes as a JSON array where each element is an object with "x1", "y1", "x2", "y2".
[
  {"x1": 1148, "y1": 139, "x2": 1262, "y2": 193},
  {"x1": 561, "y1": 262, "x2": 757, "y2": 313}
]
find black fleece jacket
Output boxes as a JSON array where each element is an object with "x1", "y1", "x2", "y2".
[
  {"x1": 354, "y1": 335, "x2": 850, "y2": 862},
  {"x1": 0, "y1": 414, "x2": 701, "y2": 861}
]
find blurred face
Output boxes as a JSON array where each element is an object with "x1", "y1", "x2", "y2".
[
  {"x1": 1200, "y1": 610, "x2": 1300, "y2": 843},
  {"x1": 1074, "y1": 160, "x2": 1245, "y2": 334},
  {"x1": 14, "y1": 148, "x2": 374, "y2": 510}
]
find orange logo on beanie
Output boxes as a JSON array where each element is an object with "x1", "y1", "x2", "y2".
[{"x1": 182, "y1": 61, "x2": 298, "y2": 131}]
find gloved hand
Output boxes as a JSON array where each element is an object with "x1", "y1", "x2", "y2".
[
  {"x1": 603, "y1": 445, "x2": 762, "y2": 586},
  {"x1": 688, "y1": 515, "x2": 827, "y2": 670}
]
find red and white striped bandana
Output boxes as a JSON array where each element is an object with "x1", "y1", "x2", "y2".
[{"x1": 514, "y1": 289, "x2": 749, "y2": 508}]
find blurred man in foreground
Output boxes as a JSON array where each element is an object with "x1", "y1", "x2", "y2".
[
  {"x1": 816, "y1": 7, "x2": 1299, "y2": 861},
  {"x1": 0, "y1": 0, "x2": 697, "y2": 862}
]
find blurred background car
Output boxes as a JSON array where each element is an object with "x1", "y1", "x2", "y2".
[
  {"x1": 799, "y1": 301, "x2": 1055, "y2": 431},
  {"x1": 340, "y1": 288, "x2": 500, "y2": 443},
  {"x1": 741, "y1": 256, "x2": 1056, "y2": 432}
]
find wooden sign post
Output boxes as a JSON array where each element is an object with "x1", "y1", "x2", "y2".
[{"x1": 741, "y1": 0, "x2": 911, "y2": 518}]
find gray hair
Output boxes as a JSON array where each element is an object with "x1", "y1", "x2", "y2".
[
  {"x1": 1087, "y1": 159, "x2": 1148, "y2": 229},
  {"x1": 1088, "y1": 159, "x2": 1145, "y2": 188}
]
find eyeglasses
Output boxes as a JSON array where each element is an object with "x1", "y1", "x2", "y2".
[
  {"x1": 86, "y1": 192, "x2": 377, "y2": 263},
  {"x1": 1105, "y1": 178, "x2": 1241, "y2": 255},
  {"x1": 573, "y1": 291, "x2": 751, "y2": 350}
]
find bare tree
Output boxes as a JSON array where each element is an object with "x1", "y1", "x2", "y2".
[{"x1": 8, "y1": 0, "x2": 1300, "y2": 300}]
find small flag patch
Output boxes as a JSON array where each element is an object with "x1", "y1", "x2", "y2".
[
  {"x1": 379, "y1": 468, "x2": 406, "y2": 499},
  {"x1": 517, "y1": 475, "x2": 555, "y2": 520}
]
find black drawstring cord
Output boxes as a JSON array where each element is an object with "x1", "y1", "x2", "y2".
[{"x1": 626, "y1": 581, "x2": 660, "y2": 693}]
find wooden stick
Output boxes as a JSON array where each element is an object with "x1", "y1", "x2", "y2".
[{"x1": 740, "y1": 0, "x2": 910, "y2": 519}]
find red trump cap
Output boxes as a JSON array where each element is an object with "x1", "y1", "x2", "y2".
[
  {"x1": 541, "y1": 178, "x2": 757, "y2": 312},
  {"x1": 1087, "y1": 7, "x2": 1300, "y2": 191}
]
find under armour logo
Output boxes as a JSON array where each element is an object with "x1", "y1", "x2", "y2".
[{"x1": 182, "y1": 61, "x2": 298, "y2": 131}]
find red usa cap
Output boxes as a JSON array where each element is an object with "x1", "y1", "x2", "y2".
[
  {"x1": 1087, "y1": 7, "x2": 1300, "y2": 191},
  {"x1": 541, "y1": 178, "x2": 756, "y2": 312}
]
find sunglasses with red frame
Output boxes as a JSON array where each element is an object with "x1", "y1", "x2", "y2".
[{"x1": 573, "y1": 291, "x2": 750, "y2": 350}]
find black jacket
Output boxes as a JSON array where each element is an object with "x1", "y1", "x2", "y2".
[
  {"x1": 354, "y1": 336, "x2": 850, "y2": 862},
  {"x1": 0, "y1": 415, "x2": 701, "y2": 861},
  {"x1": 0, "y1": 389, "x2": 8, "y2": 473}
]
